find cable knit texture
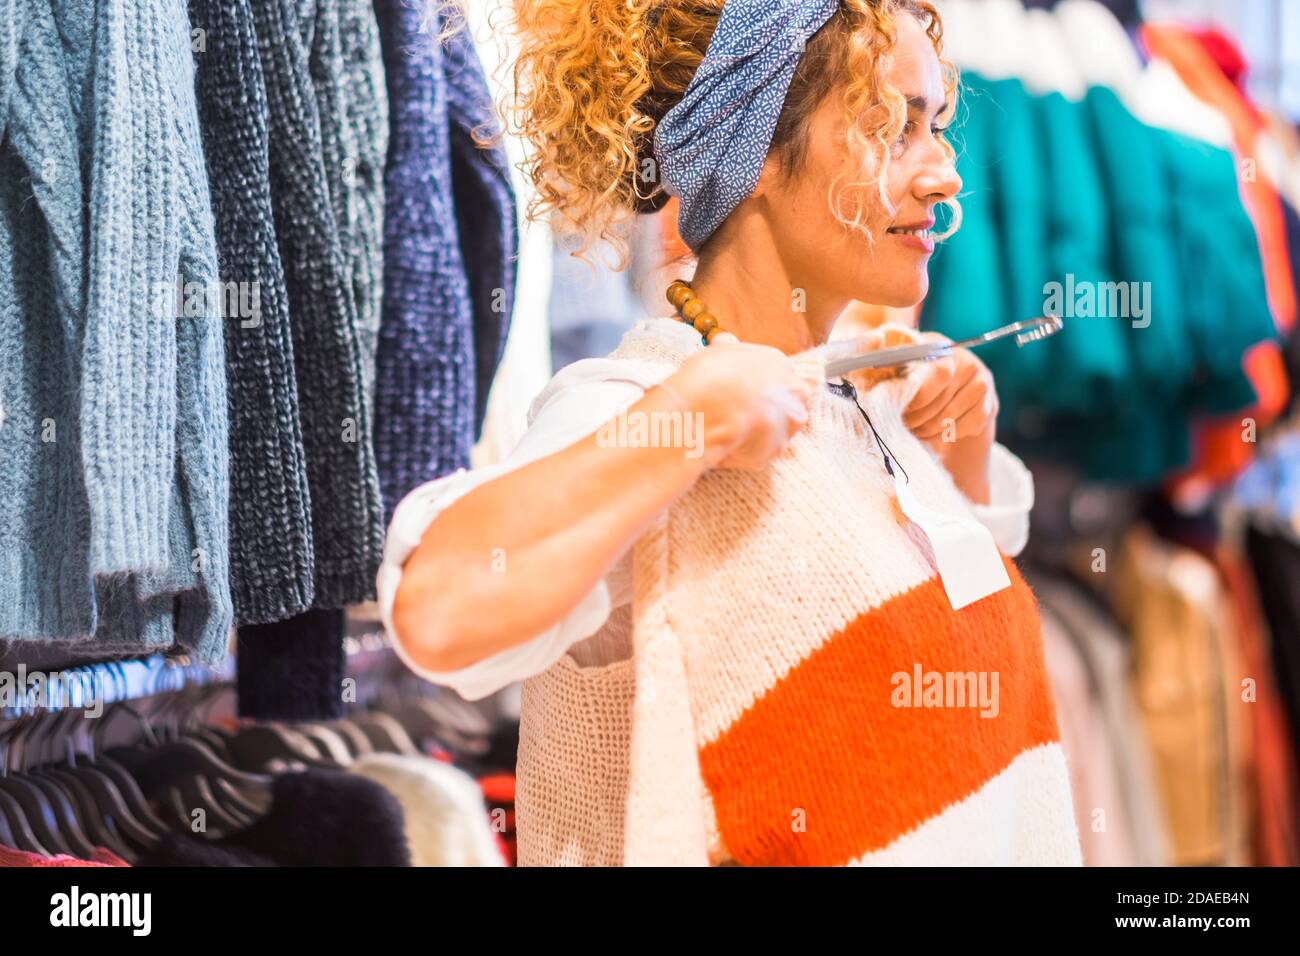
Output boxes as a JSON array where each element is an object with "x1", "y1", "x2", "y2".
[
  {"x1": 0, "y1": 0, "x2": 231, "y2": 662},
  {"x1": 190, "y1": 0, "x2": 316, "y2": 625},
  {"x1": 373, "y1": 3, "x2": 516, "y2": 522},
  {"x1": 516, "y1": 320, "x2": 1082, "y2": 866},
  {"x1": 249, "y1": 0, "x2": 387, "y2": 609}
]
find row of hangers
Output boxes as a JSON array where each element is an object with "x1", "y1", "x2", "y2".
[{"x1": 0, "y1": 643, "x2": 496, "y2": 864}]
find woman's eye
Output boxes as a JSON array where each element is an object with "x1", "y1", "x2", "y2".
[{"x1": 896, "y1": 120, "x2": 944, "y2": 150}]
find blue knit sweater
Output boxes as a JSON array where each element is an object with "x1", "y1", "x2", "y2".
[
  {"x1": 0, "y1": 0, "x2": 231, "y2": 663},
  {"x1": 373, "y1": 2, "x2": 516, "y2": 522},
  {"x1": 251, "y1": 0, "x2": 388, "y2": 608}
]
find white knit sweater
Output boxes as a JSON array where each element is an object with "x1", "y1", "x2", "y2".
[{"x1": 380, "y1": 317, "x2": 1081, "y2": 866}]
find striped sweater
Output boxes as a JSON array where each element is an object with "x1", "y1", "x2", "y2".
[{"x1": 516, "y1": 322, "x2": 1082, "y2": 866}]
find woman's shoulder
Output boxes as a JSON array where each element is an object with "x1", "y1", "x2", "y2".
[{"x1": 526, "y1": 316, "x2": 705, "y2": 424}]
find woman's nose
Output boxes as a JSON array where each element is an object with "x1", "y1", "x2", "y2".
[
  {"x1": 915, "y1": 140, "x2": 967, "y2": 201},
  {"x1": 916, "y1": 158, "x2": 961, "y2": 203}
]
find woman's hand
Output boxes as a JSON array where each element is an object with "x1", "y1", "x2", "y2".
[
  {"x1": 900, "y1": 332, "x2": 999, "y2": 505},
  {"x1": 668, "y1": 334, "x2": 817, "y2": 471}
]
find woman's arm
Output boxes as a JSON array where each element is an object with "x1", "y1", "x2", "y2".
[
  {"x1": 389, "y1": 339, "x2": 817, "y2": 675},
  {"x1": 391, "y1": 382, "x2": 709, "y2": 673}
]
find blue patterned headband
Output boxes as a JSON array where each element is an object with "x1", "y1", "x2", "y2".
[{"x1": 653, "y1": 0, "x2": 841, "y2": 252}]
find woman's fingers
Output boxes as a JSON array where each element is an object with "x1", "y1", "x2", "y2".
[
  {"x1": 903, "y1": 357, "x2": 958, "y2": 417},
  {"x1": 914, "y1": 380, "x2": 999, "y2": 444},
  {"x1": 903, "y1": 349, "x2": 1001, "y2": 443},
  {"x1": 904, "y1": 356, "x2": 972, "y2": 426},
  {"x1": 911, "y1": 372, "x2": 987, "y2": 434},
  {"x1": 911, "y1": 386, "x2": 978, "y2": 438}
]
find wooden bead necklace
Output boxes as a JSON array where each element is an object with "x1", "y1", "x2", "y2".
[{"x1": 666, "y1": 280, "x2": 732, "y2": 345}]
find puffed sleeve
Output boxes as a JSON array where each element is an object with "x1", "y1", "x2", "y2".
[
  {"x1": 376, "y1": 359, "x2": 667, "y2": 699},
  {"x1": 965, "y1": 442, "x2": 1036, "y2": 558}
]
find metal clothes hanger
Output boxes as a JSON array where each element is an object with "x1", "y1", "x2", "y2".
[{"x1": 820, "y1": 316, "x2": 1063, "y2": 378}]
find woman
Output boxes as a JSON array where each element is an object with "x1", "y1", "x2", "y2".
[{"x1": 380, "y1": 0, "x2": 1082, "y2": 866}]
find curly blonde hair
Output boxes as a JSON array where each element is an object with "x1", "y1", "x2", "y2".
[{"x1": 494, "y1": 0, "x2": 961, "y2": 262}]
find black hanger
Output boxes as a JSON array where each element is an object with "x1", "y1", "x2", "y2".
[
  {"x1": 393, "y1": 693, "x2": 494, "y2": 758},
  {"x1": 349, "y1": 710, "x2": 421, "y2": 756},
  {"x1": 0, "y1": 797, "x2": 14, "y2": 851},
  {"x1": 107, "y1": 737, "x2": 274, "y2": 797},
  {"x1": 79, "y1": 749, "x2": 171, "y2": 843},
  {"x1": 25, "y1": 701, "x2": 136, "y2": 861},
  {"x1": 162, "y1": 774, "x2": 250, "y2": 836},
  {"x1": 225, "y1": 723, "x2": 348, "y2": 773},
  {"x1": 0, "y1": 720, "x2": 74, "y2": 857},
  {"x1": 36, "y1": 766, "x2": 135, "y2": 862},
  {"x1": 321, "y1": 719, "x2": 375, "y2": 759},
  {"x1": 0, "y1": 787, "x2": 48, "y2": 856},
  {"x1": 209, "y1": 777, "x2": 269, "y2": 820},
  {"x1": 10, "y1": 712, "x2": 100, "y2": 860},
  {"x1": 47, "y1": 765, "x2": 154, "y2": 856},
  {"x1": 295, "y1": 723, "x2": 356, "y2": 765}
]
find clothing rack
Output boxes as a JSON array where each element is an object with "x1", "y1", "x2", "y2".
[
  {"x1": 0, "y1": 654, "x2": 234, "y2": 722},
  {"x1": 0, "y1": 632, "x2": 414, "y2": 722}
]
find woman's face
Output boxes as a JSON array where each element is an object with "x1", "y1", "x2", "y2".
[{"x1": 760, "y1": 13, "x2": 961, "y2": 309}]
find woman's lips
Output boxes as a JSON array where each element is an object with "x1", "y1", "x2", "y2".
[{"x1": 888, "y1": 229, "x2": 935, "y2": 253}]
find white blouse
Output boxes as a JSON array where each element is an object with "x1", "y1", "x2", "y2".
[{"x1": 377, "y1": 318, "x2": 1037, "y2": 701}]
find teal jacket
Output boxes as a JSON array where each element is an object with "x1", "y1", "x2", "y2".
[{"x1": 923, "y1": 69, "x2": 1275, "y2": 482}]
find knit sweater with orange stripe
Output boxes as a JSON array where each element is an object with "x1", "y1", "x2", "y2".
[{"x1": 514, "y1": 321, "x2": 1082, "y2": 867}]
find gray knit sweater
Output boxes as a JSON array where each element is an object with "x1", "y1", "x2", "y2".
[
  {"x1": 191, "y1": 0, "x2": 316, "y2": 625},
  {"x1": 250, "y1": 0, "x2": 388, "y2": 609}
]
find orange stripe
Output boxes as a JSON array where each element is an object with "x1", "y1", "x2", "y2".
[{"x1": 698, "y1": 557, "x2": 1060, "y2": 866}]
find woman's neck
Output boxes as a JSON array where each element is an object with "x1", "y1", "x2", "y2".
[{"x1": 688, "y1": 227, "x2": 848, "y2": 355}]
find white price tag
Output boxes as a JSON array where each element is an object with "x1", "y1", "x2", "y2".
[{"x1": 890, "y1": 462, "x2": 1010, "y2": 610}]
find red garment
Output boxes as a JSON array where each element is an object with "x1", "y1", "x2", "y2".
[
  {"x1": 1165, "y1": 339, "x2": 1290, "y2": 488},
  {"x1": 0, "y1": 845, "x2": 129, "y2": 868},
  {"x1": 1189, "y1": 27, "x2": 1248, "y2": 92},
  {"x1": 478, "y1": 772, "x2": 517, "y2": 867}
]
